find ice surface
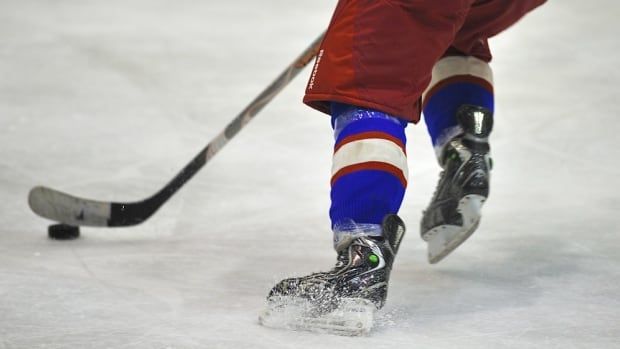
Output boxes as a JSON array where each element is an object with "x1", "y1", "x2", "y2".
[{"x1": 1, "y1": 1, "x2": 619, "y2": 348}]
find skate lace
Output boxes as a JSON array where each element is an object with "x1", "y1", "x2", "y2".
[
  {"x1": 305, "y1": 250, "x2": 349, "y2": 280},
  {"x1": 424, "y1": 143, "x2": 464, "y2": 212},
  {"x1": 424, "y1": 170, "x2": 446, "y2": 214},
  {"x1": 334, "y1": 251, "x2": 349, "y2": 269}
]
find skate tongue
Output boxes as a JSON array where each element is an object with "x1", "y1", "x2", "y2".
[
  {"x1": 457, "y1": 104, "x2": 493, "y2": 138},
  {"x1": 259, "y1": 296, "x2": 375, "y2": 336}
]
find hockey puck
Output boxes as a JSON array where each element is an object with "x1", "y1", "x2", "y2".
[{"x1": 48, "y1": 224, "x2": 80, "y2": 240}]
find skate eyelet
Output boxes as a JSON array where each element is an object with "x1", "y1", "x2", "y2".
[{"x1": 368, "y1": 254, "x2": 379, "y2": 266}]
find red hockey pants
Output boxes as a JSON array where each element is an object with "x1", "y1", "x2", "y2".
[{"x1": 303, "y1": 0, "x2": 546, "y2": 122}]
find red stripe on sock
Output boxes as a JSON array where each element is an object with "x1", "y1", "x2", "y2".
[{"x1": 331, "y1": 161, "x2": 408, "y2": 187}]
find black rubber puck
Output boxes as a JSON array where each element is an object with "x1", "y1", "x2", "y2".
[{"x1": 48, "y1": 224, "x2": 80, "y2": 240}]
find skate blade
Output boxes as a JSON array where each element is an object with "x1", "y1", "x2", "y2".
[
  {"x1": 259, "y1": 296, "x2": 375, "y2": 336},
  {"x1": 425, "y1": 194, "x2": 485, "y2": 264}
]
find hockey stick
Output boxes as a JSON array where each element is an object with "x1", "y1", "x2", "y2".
[{"x1": 28, "y1": 32, "x2": 325, "y2": 227}]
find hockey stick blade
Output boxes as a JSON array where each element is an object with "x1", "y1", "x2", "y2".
[
  {"x1": 29, "y1": 32, "x2": 325, "y2": 227},
  {"x1": 28, "y1": 186, "x2": 159, "y2": 227},
  {"x1": 29, "y1": 186, "x2": 112, "y2": 227}
]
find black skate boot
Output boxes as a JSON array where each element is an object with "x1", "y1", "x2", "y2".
[
  {"x1": 259, "y1": 214, "x2": 406, "y2": 335},
  {"x1": 421, "y1": 104, "x2": 493, "y2": 264}
]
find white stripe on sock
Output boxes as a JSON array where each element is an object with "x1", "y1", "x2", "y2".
[
  {"x1": 332, "y1": 138, "x2": 408, "y2": 179},
  {"x1": 423, "y1": 56, "x2": 494, "y2": 101}
]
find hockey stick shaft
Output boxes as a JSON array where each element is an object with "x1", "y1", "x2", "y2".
[{"x1": 29, "y1": 33, "x2": 325, "y2": 227}]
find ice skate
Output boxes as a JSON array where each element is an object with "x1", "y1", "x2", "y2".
[
  {"x1": 421, "y1": 105, "x2": 493, "y2": 264},
  {"x1": 259, "y1": 214, "x2": 405, "y2": 336}
]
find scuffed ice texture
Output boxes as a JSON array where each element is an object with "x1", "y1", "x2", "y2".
[
  {"x1": 259, "y1": 296, "x2": 375, "y2": 336},
  {"x1": 1, "y1": 0, "x2": 620, "y2": 348}
]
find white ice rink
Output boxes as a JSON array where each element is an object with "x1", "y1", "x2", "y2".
[{"x1": 1, "y1": 1, "x2": 619, "y2": 348}]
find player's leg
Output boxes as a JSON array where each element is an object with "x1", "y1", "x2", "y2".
[
  {"x1": 420, "y1": 0, "x2": 546, "y2": 264},
  {"x1": 263, "y1": 0, "x2": 475, "y2": 334},
  {"x1": 329, "y1": 102, "x2": 408, "y2": 251},
  {"x1": 261, "y1": 104, "x2": 409, "y2": 334},
  {"x1": 421, "y1": 55, "x2": 495, "y2": 264}
]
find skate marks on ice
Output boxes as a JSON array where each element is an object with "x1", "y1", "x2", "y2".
[
  {"x1": 259, "y1": 296, "x2": 375, "y2": 336},
  {"x1": 383, "y1": 229, "x2": 619, "y2": 344}
]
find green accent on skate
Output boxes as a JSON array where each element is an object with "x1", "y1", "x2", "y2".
[
  {"x1": 489, "y1": 157, "x2": 494, "y2": 169},
  {"x1": 368, "y1": 254, "x2": 379, "y2": 266}
]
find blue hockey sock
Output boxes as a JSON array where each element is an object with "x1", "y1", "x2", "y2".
[
  {"x1": 424, "y1": 82, "x2": 494, "y2": 152},
  {"x1": 329, "y1": 102, "x2": 408, "y2": 249},
  {"x1": 423, "y1": 57, "x2": 494, "y2": 157}
]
